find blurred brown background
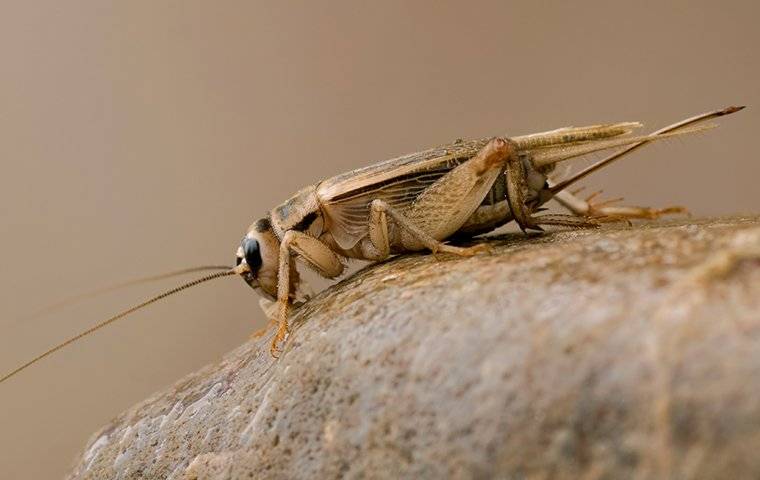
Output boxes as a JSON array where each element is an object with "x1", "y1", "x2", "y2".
[{"x1": 0, "y1": 1, "x2": 757, "y2": 477}]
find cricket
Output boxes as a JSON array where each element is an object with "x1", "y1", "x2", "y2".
[{"x1": 0, "y1": 105, "x2": 744, "y2": 384}]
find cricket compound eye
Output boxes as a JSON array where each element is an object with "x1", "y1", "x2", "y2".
[{"x1": 242, "y1": 237, "x2": 262, "y2": 271}]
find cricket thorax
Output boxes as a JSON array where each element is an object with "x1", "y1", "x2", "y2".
[{"x1": 270, "y1": 185, "x2": 324, "y2": 239}]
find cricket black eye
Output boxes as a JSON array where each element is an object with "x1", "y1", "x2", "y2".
[{"x1": 243, "y1": 238, "x2": 262, "y2": 271}]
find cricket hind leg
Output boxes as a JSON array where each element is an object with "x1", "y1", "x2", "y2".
[
  {"x1": 361, "y1": 199, "x2": 493, "y2": 259},
  {"x1": 552, "y1": 188, "x2": 687, "y2": 222},
  {"x1": 503, "y1": 150, "x2": 605, "y2": 232},
  {"x1": 360, "y1": 137, "x2": 516, "y2": 258},
  {"x1": 526, "y1": 212, "x2": 604, "y2": 230}
]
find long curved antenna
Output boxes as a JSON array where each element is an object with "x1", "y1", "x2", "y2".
[
  {"x1": 549, "y1": 106, "x2": 745, "y2": 195},
  {"x1": 0, "y1": 268, "x2": 236, "y2": 385},
  {"x1": 15, "y1": 265, "x2": 231, "y2": 326}
]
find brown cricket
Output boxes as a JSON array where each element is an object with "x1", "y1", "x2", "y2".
[{"x1": 0, "y1": 105, "x2": 744, "y2": 384}]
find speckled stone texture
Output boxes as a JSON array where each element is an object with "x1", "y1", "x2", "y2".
[{"x1": 69, "y1": 217, "x2": 760, "y2": 480}]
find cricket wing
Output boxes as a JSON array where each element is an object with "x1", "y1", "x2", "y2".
[
  {"x1": 317, "y1": 145, "x2": 481, "y2": 249},
  {"x1": 511, "y1": 122, "x2": 643, "y2": 149},
  {"x1": 315, "y1": 121, "x2": 649, "y2": 249},
  {"x1": 319, "y1": 166, "x2": 456, "y2": 250},
  {"x1": 530, "y1": 124, "x2": 715, "y2": 168}
]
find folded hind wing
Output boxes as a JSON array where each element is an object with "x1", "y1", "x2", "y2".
[{"x1": 319, "y1": 166, "x2": 454, "y2": 249}]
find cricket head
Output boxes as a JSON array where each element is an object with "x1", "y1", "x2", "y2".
[{"x1": 235, "y1": 217, "x2": 280, "y2": 300}]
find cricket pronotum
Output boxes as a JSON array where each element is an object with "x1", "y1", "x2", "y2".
[{"x1": 0, "y1": 105, "x2": 744, "y2": 384}]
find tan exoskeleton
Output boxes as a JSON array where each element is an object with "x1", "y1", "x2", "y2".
[
  {"x1": 232, "y1": 106, "x2": 744, "y2": 355},
  {"x1": 0, "y1": 106, "x2": 744, "y2": 383}
]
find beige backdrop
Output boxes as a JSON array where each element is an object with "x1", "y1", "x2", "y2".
[{"x1": 0, "y1": 1, "x2": 757, "y2": 477}]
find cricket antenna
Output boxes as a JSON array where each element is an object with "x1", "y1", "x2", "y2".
[
  {"x1": 15, "y1": 265, "x2": 232, "y2": 326},
  {"x1": 0, "y1": 268, "x2": 238, "y2": 385},
  {"x1": 549, "y1": 105, "x2": 746, "y2": 195}
]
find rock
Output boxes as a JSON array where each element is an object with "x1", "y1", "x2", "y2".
[{"x1": 68, "y1": 216, "x2": 760, "y2": 480}]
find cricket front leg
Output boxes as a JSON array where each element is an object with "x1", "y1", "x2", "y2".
[
  {"x1": 273, "y1": 230, "x2": 345, "y2": 356},
  {"x1": 552, "y1": 188, "x2": 687, "y2": 222}
]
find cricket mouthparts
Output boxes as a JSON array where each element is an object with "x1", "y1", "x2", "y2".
[
  {"x1": 233, "y1": 262, "x2": 259, "y2": 290},
  {"x1": 233, "y1": 263, "x2": 251, "y2": 275}
]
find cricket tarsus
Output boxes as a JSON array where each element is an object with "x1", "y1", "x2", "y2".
[{"x1": 0, "y1": 269, "x2": 236, "y2": 385}]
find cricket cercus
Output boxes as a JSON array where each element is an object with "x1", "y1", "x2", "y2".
[{"x1": 0, "y1": 106, "x2": 744, "y2": 384}]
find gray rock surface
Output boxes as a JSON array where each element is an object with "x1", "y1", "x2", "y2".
[{"x1": 69, "y1": 217, "x2": 760, "y2": 479}]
